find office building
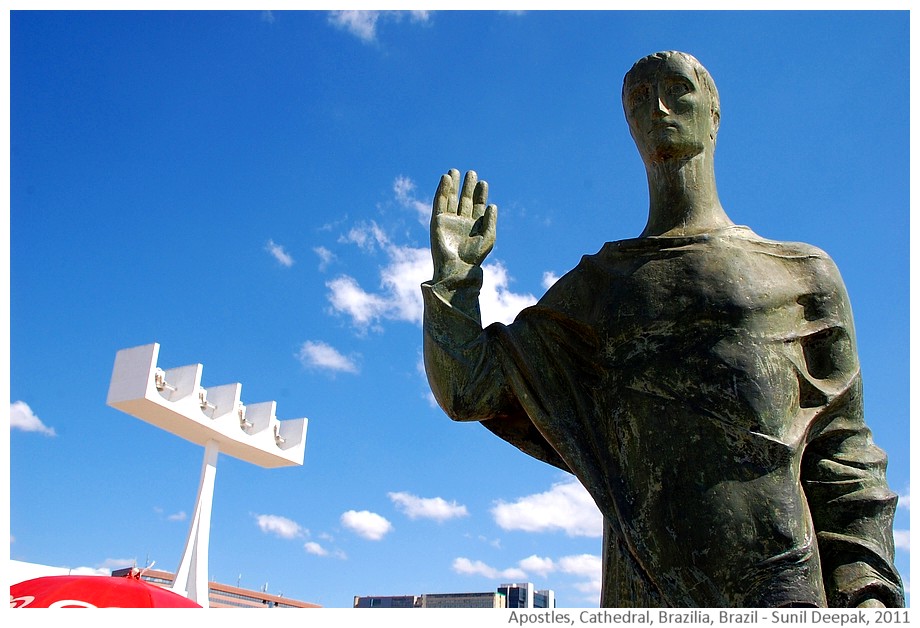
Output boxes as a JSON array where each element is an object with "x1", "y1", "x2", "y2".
[
  {"x1": 354, "y1": 594, "x2": 420, "y2": 608},
  {"x1": 499, "y1": 582, "x2": 555, "y2": 608},
  {"x1": 421, "y1": 591, "x2": 506, "y2": 608},
  {"x1": 354, "y1": 582, "x2": 554, "y2": 609}
]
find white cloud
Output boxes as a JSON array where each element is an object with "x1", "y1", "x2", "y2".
[
  {"x1": 328, "y1": 11, "x2": 379, "y2": 42},
  {"x1": 480, "y1": 261, "x2": 537, "y2": 326},
  {"x1": 266, "y1": 239, "x2": 294, "y2": 267},
  {"x1": 326, "y1": 276, "x2": 390, "y2": 330},
  {"x1": 10, "y1": 401, "x2": 56, "y2": 436},
  {"x1": 542, "y1": 271, "x2": 560, "y2": 290},
  {"x1": 98, "y1": 558, "x2": 137, "y2": 572},
  {"x1": 314, "y1": 246, "x2": 336, "y2": 271},
  {"x1": 393, "y1": 175, "x2": 431, "y2": 224},
  {"x1": 326, "y1": 230, "x2": 431, "y2": 329},
  {"x1": 379, "y1": 245, "x2": 432, "y2": 323},
  {"x1": 340, "y1": 221, "x2": 389, "y2": 251},
  {"x1": 325, "y1": 178, "x2": 537, "y2": 331},
  {"x1": 261, "y1": 10, "x2": 275, "y2": 23},
  {"x1": 491, "y1": 478, "x2": 602, "y2": 538},
  {"x1": 255, "y1": 514, "x2": 305, "y2": 540},
  {"x1": 305, "y1": 539, "x2": 347, "y2": 560},
  {"x1": 453, "y1": 552, "x2": 600, "y2": 604},
  {"x1": 328, "y1": 10, "x2": 430, "y2": 44},
  {"x1": 518, "y1": 554, "x2": 556, "y2": 577},
  {"x1": 297, "y1": 340, "x2": 360, "y2": 374},
  {"x1": 557, "y1": 553, "x2": 603, "y2": 578},
  {"x1": 894, "y1": 529, "x2": 910, "y2": 552},
  {"x1": 388, "y1": 492, "x2": 468, "y2": 522},
  {"x1": 70, "y1": 565, "x2": 115, "y2": 576},
  {"x1": 898, "y1": 487, "x2": 910, "y2": 511},
  {"x1": 167, "y1": 511, "x2": 187, "y2": 522},
  {"x1": 451, "y1": 557, "x2": 526, "y2": 581},
  {"x1": 341, "y1": 510, "x2": 393, "y2": 541},
  {"x1": 304, "y1": 541, "x2": 328, "y2": 556}
]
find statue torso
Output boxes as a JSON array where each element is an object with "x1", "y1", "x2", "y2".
[{"x1": 530, "y1": 226, "x2": 854, "y2": 606}]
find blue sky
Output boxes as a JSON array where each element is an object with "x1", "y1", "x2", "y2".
[{"x1": 8, "y1": 10, "x2": 910, "y2": 608}]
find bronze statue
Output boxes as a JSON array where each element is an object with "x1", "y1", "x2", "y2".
[{"x1": 422, "y1": 51, "x2": 903, "y2": 608}]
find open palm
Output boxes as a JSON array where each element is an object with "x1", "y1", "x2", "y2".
[{"x1": 430, "y1": 169, "x2": 497, "y2": 283}]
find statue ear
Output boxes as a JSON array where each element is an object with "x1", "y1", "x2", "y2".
[{"x1": 710, "y1": 108, "x2": 721, "y2": 140}]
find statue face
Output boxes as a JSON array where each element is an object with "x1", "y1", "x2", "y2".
[{"x1": 623, "y1": 55, "x2": 717, "y2": 164}]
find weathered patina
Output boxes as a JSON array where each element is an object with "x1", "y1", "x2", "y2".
[{"x1": 422, "y1": 51, "x2": 903, "y2": 608}]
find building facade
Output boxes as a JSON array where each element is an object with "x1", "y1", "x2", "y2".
[
  {"x1": 498, "y1": 582, "x2": 555, "y2": 608},
  {"x1": 420, "y1": 592, "x2": 506, "y2": 608},
  {"x1": 353, "y1": 594, "x2": 420, "y2": 608},
  {"x1": 112, "y1": 567, "x2": 320, "y2": 608},
  {"x1": 354, "y1": 582, "x2": 554, "y2": 609}
]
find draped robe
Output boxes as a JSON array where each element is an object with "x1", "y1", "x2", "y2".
[{"x1": 422, "y1": 225, "x2": 902, "y2": 608}]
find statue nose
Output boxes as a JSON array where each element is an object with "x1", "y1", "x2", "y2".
[{"x1": 651, "y1": 95, "x2": 669, "y2": 118}]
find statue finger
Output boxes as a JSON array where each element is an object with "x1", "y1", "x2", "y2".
[
  {"x1": 472, "y1": 180, "x2": 489, "y2": 220},
  {"x1": 483, "y1": 203, "x2": 498, "y2": 240},
  {"x1": 459, "y1": 170, "x2": 477, "y2": 218},
  {"x1": 448, "y1": 169, "x2": 461, "y2": 214},
  {"x1": 433, "y1": 173, "x2": 453, "y2": 215}
]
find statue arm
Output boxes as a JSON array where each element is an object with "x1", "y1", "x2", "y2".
[
  {"x1": 422, "y1": 169, "x2": 517, "y2": 421},
  {"x1": 800, "y1": 259, "x2": 904, "y2": 607},
  {"x1": 802, "y1": 388, "x2": 902, "y2": 608}
]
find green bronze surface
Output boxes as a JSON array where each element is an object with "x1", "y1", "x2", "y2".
[{"x1": 422, "y1": 52, "x2": 903, "y2": 608}]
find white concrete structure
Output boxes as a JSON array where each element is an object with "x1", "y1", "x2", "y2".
[{"x1": 106, "y1": 343, "x2": 308, "y2": 607}]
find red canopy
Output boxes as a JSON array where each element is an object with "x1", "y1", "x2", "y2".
[{"x1": 10, "y1": 571, "x2": 201, "y2": 608}]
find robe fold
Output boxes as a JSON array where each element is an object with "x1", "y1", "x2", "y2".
[{"x1": 423, "y1": 225, "x2": 902, "y2": 607}]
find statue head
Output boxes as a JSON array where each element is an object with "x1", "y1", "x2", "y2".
[{"x1": 622, "y1": 51, "x2": 721, "y2": 165}]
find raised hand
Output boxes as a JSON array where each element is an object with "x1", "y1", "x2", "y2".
[{"x1": 430, "y1": 169, "x2": 497, "y2": 286}]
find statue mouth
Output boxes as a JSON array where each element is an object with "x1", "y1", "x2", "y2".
[{"x1": 649, "y1": 122, "x2": 679, "y2": 135}]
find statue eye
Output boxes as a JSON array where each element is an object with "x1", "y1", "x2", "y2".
[
  {"x1": 667, "y1": 81, "x2": 692, "y2": 97},
  {"x1": 628, "y1": 85, "x2": 650, "y2": 108}
]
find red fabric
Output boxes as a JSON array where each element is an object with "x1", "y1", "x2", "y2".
[{"x1": 10, "y1": 574, "x2": 202, "y2": 608}]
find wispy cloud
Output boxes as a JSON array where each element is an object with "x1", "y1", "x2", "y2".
[
  {"x1": 304, "y1": 541, "x2": 327, "y2": 556},
  {"x1": 304, "y1": 541, "x2": 347, "y2": 560},
  {"x1": 314, "y1": 246, "x2": 336, "y2": 271},
  {"x1": 341, "y1": 510, "x2": 393, "y2": 541},
  {"x1": 542, "y1": 271, "x2": 560, "y2": 290},
  {"x1": 326, "y1": 221, "x2": 431, "y2": 331},
  {"x1": 297, "y1": 340, "x2": 359, "y2": 374},
  {"x1": 894, "y1": 486, "x2": 909, "y2": 551},
  {"x1": 326, "y1": 179, "x2": 537, "y2": 332},
  {"x1": 10, "y1": 401, "x2": 56, "y2": 436},
  {"x1": 260, "y1": 11, "x2": 275, "y2": 24},
  {"x1": 518, "y1": 554, "x2": 556, "y2": 577},
  {"x1": 481, "y1": 261, "x2": 537, "y2": 326},
  {"x1": 340, "y1": 221, "x2": 389, "y2": 252},
  {"x1": 254, "y1": 513, "x2": 306, "y2": 540},
  {"x1": 266, "y1": 239, "x2": 294, "y2": 267},
  {"x1": 491, "y1": 478, "x2": 602, "y2": 538},
  {"x1": 327, "y1": 10, "x2": 431, "y2": 44},
  {"x1": 393, "y1": 175, "x2": 431, "y2": 225},
  {"x1": 453, "y1": 552, "x2": 601, "y2": 603},
  {"x1": 70, "y1": 565, "x2": 116, "y2": 576},
  {"x1": 153, "y1": 506, "x2": 186, "y2": 522},
  {"x1": 452, "y1": 557, "x2": 526, "y2": 581},
  {"x1": 388, "y1": 492, "x2": 468, "y2": 522},
  {"x1": 560, "y1": 554, "x2": 604, "y2": 602}
]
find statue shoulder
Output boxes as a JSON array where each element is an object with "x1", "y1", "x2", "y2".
[
  {"x1": 731, "y1": 226, "x2": 827, "y2": 257},
  {"x1": 736, "y1": 231, "x2": 852, "y2": 308},
  {"x1": 734, "y1": 228, "x2": 841, "y2": 273},
  {"x1": 534, "y1": 250, "x2": 610, "y2": 315}
]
